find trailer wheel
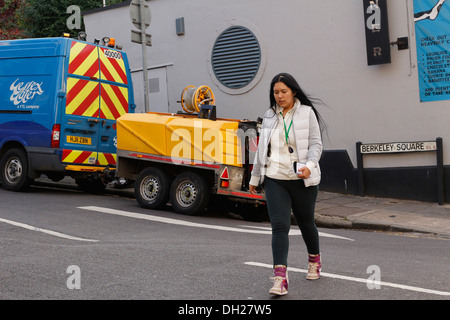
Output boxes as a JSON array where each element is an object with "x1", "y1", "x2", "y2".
[
  {"x1": 0, "y1": 148, "x2": 32, "y2": 191},
  {"x1": 170, "y1": 172, "x2": 210, "y2": 215},
  {"x1": 135, "y1": 167, "x2": 170, "y2": 209}
]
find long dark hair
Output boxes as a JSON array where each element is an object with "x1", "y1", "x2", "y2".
[{"x1": 269, "y1": 73, "x2": 326, "y2": 133}]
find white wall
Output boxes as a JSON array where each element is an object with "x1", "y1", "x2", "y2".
[{"x1": 84, "y1": 0, "x2": 449, "y2": 169}]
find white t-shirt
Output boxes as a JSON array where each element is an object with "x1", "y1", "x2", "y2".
[{"x1": 265, "y1": 104, "x2": 300, "y2": 180}]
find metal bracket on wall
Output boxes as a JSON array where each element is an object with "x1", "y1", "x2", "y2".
[{"x1": 390, "y1": 37, "x2": 409, "y2": 50}]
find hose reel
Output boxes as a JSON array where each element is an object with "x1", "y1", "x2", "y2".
[{"x1": 180, "y1": 85, "x2": 215, "y2": 113}]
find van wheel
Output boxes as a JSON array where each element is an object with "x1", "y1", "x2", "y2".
[
  {"x1": 135, "y1": 167, "x2": 170, "y2": 209},
  {"x1": 170, "y1": 172, "x2": 210, "y2": 215},
  {"x1": 0, "y1": 148, "x2": 32, "y2": 191}
]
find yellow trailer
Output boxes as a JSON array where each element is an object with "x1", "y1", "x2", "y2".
[{"x1": 116, "y1": 86, "x2": 267, "y2": 220}]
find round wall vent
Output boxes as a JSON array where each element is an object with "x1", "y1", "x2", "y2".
[{"x1": 211, "y1": 26, "x2": 261, "y2": 89}]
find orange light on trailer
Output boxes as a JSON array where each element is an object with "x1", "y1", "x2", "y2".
[
  {"x1": 108, "y1": 38, "x2": 115, "y2": 48},
  {"x1": 221, "y1": 180, "x2": 229, "y2": 188},
  {"x1": 51, "y1": 124, "x2": 61, "y2": 148}
]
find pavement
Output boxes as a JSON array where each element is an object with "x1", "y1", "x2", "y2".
[
  {"x1": 313, "y1": 191, "x2": 450, "y2": 239},
  {"x1": 33, "y1": 177, "x2": 450, "y2": 239}
]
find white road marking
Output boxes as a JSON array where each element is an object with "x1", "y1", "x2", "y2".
[
  {"x1": 240, "y1": 225, "x2": 354, "y2": 241},
  {"x1": 79, "y1": 206, "x2": 354, "y2": 241},
  {"x1": 245, "y1": 261, "x2": 450, "y2": 296},
  {"x1": 0, "y1": 217, "x2": 99, "y2": 242}
]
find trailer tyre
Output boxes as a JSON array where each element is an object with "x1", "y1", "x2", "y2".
[
  {"x1": 0, "y1": 148, "x2": 32, "y2": 191},
  {"x1": 135, "y1": 167, "x2": 170, "y2": 209},
  {"x1": 170, "y1": 172, "x2": 210, "y2": 215}
]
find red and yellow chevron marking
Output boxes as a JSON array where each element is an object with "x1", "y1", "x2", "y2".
[
  {"x1": 68, "y1": 41, "x2": 99, "y2": 78},
  {"x1": 62, "y1": 150, "x2": 117, "y2": 167},
  {"x1": 62, "y1": 149, "x2": 98, "y2": 165},
  {"x1": 97, "y1": 152, "x2": 117, "y2": 166},
  {"x1": 99, "y1": 47, "x2": 128, "y2": 84},
  {"x1": 66, "y1": 77, "x2": 100, "y2": 117},
  {"x1": 100, "y1": 83, "x2": 128, "y2": 120}
]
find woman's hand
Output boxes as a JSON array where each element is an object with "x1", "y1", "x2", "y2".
[
  {"x1": 249, "y1": 184, "x2": 259, "y2": 195},
  {"x1": 297, "y1": 166, "x2": 311, "y2": 179}
]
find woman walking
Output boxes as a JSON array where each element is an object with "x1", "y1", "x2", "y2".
[{"x1": 249, "y1": 73, "x2": 324, "y2": 296}]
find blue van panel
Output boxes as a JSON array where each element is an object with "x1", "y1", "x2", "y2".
[
  {"x1": 0, "y1": 37, "x2": 135, "y2": 178},
  {"x1": 0, "y1": 38, "x2": 66, "y2": 59},
  {"x1": 0, "y1": 38, "x2": 66, "y2": 138},
  {"x1": 0, "y1": 121, "x2": 50, "y2": 147}
]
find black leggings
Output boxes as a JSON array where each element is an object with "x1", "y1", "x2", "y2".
[{"x1": 264, "y1": 177, "x2": 320, "y2": 266}]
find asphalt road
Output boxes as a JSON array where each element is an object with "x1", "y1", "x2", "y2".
[{"x1": 1, "y1": 183, "x2": 449, "y2": 303}]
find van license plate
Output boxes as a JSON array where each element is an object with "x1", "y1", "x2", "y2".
[{"x1": 67, "y1": 136, "x2": 91, "y2": 145}]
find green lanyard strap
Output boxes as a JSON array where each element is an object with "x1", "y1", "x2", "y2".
[{"x1": 280, "y1": 112, "x2": 293, "y2": 144}]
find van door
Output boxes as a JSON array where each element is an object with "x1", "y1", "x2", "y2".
[
  {"x1": 61, "y1": 40, "x2": 101, "y2": 168},
  {"x1": 60, "y1": 40, "x2": 131, "y2": 169},
  {"x1": 97, "y1": 46, "x2": 130, "y2": 167}
]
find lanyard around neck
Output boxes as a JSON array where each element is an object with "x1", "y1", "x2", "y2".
[{"x1": 280, "y1": 112, "x2": 293, "y2": 144}]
